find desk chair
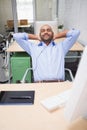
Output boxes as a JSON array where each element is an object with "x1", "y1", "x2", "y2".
[
  {"x1": 19, "y1": 19, "x2": 28, "y2": 25},
  {"x1": 65, "y1": 51, "x2": 81, "y2": 76},
  {"x1": 0, "y1": 33, "x2": 13, "y2": 69},
  {"x1": 6, "y1": 20, "x2": 14, "y2": 32},
  {"x1": 20, "y1": 68, "x2": 74, "y2": 83}
]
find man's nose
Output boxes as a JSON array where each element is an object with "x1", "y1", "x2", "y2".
[{"x1": 44, "y1": 30, "x2": 48, "y2": 33}]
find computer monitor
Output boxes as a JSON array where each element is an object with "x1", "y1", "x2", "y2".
[
  {"x1": 64, "y1": 45, "x2": 87, "y2": 122},
  {"x1": 34, "y1": 21, "x2": 58, "y2": 35}
]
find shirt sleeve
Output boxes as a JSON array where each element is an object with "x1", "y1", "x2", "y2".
[
  {"x1": 62, "y1": 29, "x2": 80, "y2": 55},
  {"x1": 13, "y1": 32, "x2": 33, "y2": 55}
]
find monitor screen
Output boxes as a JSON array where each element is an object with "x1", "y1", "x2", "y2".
[
  {"x1": 34, "y1": 21, "x2": 58, "y2": 35},
  {"x1": 64, "y1": 45, "x2": 87, "y2": 122}
]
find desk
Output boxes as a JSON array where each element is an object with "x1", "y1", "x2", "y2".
[
  {"x1": 55, "y1": 38, "x2": 84, "y2": 51},
  {"x1": 0, "y1": 82, "x2": 87, "y2": 130},
  {"x1": 18, "y1": 24, "x2": 31, "y2": 28},
  {"x1": 7, "y1": 39, "x2": 84, "y2": 52}
]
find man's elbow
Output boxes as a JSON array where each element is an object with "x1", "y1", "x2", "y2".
[
  {"x1": 76, "y1": 30, "x2": 80, "y2": 36},
  {"x1": 72, "y1": 29, "x2": 80, "y2": 39},
  {"x1": 13, "y1": 33, "x2": 19, "y2": 40}
]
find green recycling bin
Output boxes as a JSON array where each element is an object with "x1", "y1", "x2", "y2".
[{"x1": 11, "y1": 52, "x2": 32, "y2": 83}]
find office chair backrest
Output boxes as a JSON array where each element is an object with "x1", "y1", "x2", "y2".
[
  {"x1": 20, "y1": 67, "x2": 74, "y2": 83},
  {"x1": 20, "y1": 19, "x2": 28, "y2": 25},
  {"x1": 7, "y1": 20, "x2": 14, "y2": 29}
]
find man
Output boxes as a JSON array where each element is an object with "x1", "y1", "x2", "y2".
[{"x1": 13, "y1": 24, "x2": 80, "y2": 82}]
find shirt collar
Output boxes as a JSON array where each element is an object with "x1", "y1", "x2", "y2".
[{"x1": 38, "y1": 41, "x2": 56, "y2": 46}]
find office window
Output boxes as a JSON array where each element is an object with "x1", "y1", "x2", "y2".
[{"x1": 16, "y1": 0, "x2": 34, "y2": 22}]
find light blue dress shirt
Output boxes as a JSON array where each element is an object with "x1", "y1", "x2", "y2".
[{"x1": 13, "y1": 29, "x2": 80, "y2": 81}]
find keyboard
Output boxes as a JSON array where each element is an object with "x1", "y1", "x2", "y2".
[{"x1": 40, "y1": 89, "x2": 71, "y2": 111}]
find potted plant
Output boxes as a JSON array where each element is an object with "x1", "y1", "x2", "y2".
[{"x1": 58, "y1": 24, "x2": 64, "y2": 32}]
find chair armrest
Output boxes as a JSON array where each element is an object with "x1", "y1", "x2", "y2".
[
  {"x1": 21, "y1": 68, "x2": 33, "y2": 83},
  {"x1": 65, "y1": 68, "x2": 74, "y2": 81}
]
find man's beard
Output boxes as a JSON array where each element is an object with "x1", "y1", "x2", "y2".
[
  {"x1": 40, "y1": 34, "x2": 53, "y2": 43},
  {"x1": 41, "y1": 38, "x2": 52, "y2": 43}
]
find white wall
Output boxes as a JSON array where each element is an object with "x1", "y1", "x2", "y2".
[
  {"x1": 36, "y1": 0, "x2": 53, "y2": 21},
  {"x1": 57, "y1": 0, "x2": 65, "y2": 25},
  {"x1": 62, "y1": 0, "x2": 87, "y2": 45}
]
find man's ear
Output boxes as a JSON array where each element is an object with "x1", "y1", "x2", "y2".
[{"x1": 52, "y1": 32, "x2": 54, "y2": 39}]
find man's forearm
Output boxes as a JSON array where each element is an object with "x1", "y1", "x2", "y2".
[
  {"x1": 28, "y1": 34, "x2": 40, "y2": 40},
  {"x1": 54, "y1": 30, "x2": 69, "y2": 40}
]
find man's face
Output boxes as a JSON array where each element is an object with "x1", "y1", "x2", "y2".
[{"x1": 39, "y1": 25, "x2": 54, "y2": 44}]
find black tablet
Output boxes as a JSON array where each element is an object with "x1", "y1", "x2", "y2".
[{"x1": 0, "y1": 90, "x2": 35, "y2": 105}]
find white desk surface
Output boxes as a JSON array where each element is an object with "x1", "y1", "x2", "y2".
[
  {"x1": 18, "y1": 24, "x2": 31, "y2": 28},
  {"x1": 0, "y1": 81, "x2": 87, "y2": 130},
  {"x1": 7, "y1": 38, "x2": 84, "y2": 52}
]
